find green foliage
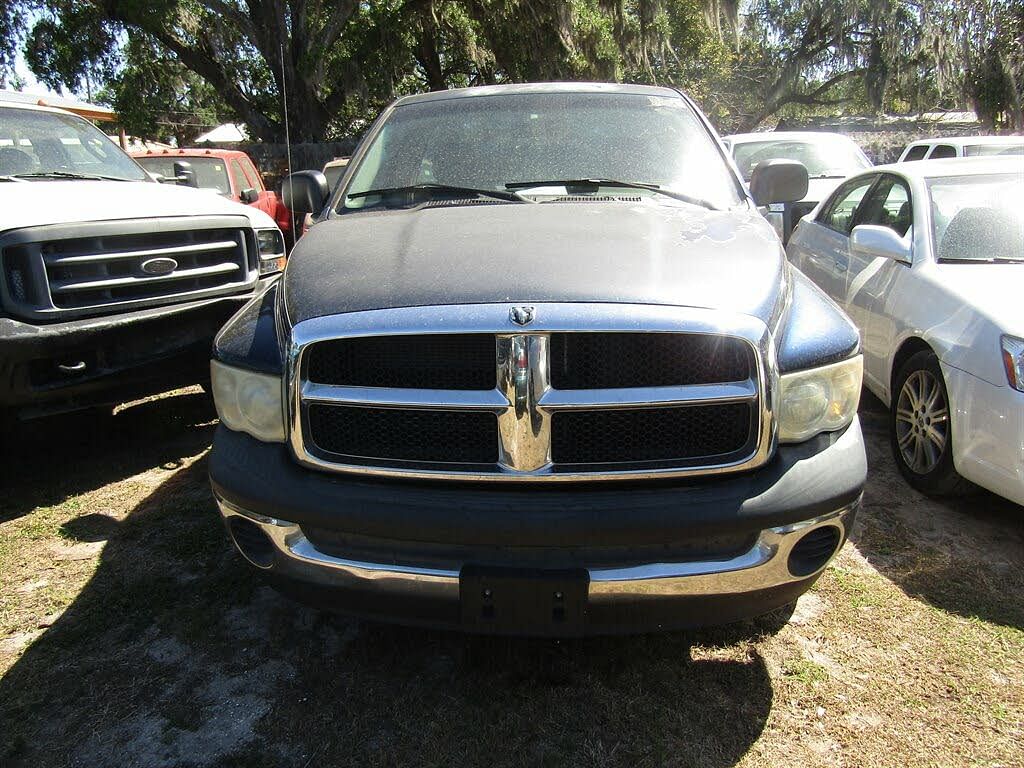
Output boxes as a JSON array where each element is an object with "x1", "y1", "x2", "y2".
[
  {"x1": 98, "y1": 36, "x2": 229, "y2": 145},
  {"x1": 0, "y1": 0, "x2": 1020, "y2": 139}
]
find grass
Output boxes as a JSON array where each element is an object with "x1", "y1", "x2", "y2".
[{"x1": 0, "y1": 389, "x2": 1022, "y2": 768}]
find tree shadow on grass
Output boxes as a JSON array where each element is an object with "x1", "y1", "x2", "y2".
[
  {"x1": 1, "y1": 456, "x2": 782, "y2": 768},
  {"x1": 0, "y1": 389, "x2": 217, "y2": 523},
  {"x1": 849, "y1": 391, "x2": 1024, "y2": 630}
]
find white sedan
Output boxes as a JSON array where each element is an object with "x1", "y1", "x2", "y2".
[{"x1": 787, "y1": 157, "x2": 1024, "y2": 506}]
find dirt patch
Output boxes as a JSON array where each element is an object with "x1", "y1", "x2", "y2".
[{"x1": 1, "y1": 389, "x2": 1021, "y2": 767}]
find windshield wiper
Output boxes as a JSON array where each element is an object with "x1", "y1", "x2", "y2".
[
  {"x1": 940, "y1": 257, "x2": 1024, "y2": 264},
  {"x1": 10, "y1": 171, "x2": 133, "y2": 181},
  {"x1": 347, "y1": 183, "x2": 527, "y2": 203},
  {"x1": 505, "y1": 178, "x2": 719, "y2": 210}
]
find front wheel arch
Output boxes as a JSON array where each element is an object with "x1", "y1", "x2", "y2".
[{"x1": 889, "y1": 349, "x2": 973, "y2": 497}]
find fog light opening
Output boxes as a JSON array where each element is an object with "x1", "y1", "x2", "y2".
[
  {"x1": 227, "y1": 516, "x2": 276, "y2": 569},
  {"x1": 787, "y1": 525, "x2": 841, "y2": 577}
]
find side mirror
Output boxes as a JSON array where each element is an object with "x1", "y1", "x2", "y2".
[
  {"x1": 281, "y1": 171, "x2": 329, "y2": 214},
  {"x1": 850, "y1": 225, "x2": 912, "y2": 264},
  {"x1": 749, "y1": 159, "x2": 809, "y2": 206},
  {"x1": 240, "y1": 187, "x2": 260, "y2": 204},
  {"x1": 172, "y1": 160, "x2": 197, "y2": 188}
]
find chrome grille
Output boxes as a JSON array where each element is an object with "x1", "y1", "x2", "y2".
[
  {"x1": 0, "y1": 216, "x2": 256, "y2": 320},
  {"x1": 289, "y1": 303, "x2": 777, "y2": 482}
]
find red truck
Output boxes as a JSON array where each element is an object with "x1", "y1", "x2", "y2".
[{"x1": 131, "y1": 148, "x2": 295, "y2": 244}]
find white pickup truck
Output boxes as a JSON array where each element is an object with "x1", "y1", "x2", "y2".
[{"x1": 0, "y1": 100, "x2": 285, "y2": 420}]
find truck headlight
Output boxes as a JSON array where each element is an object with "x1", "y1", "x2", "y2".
[
  {"x1": 210, "y1": 360, "x2": 286, "y2": 442},
  {"x1": 256, "y1": 228, "x2": 286, "y2": 275},
  {"x1": 778, "y1": 356, "x2": 863, "y2": 443},
  {"x1": 1002, "y1": 335, "x2": 1024, "y2": 393}
]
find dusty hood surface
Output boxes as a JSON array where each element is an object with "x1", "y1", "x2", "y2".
[
  {"x1": 284, "y1": 201, "x2": 787, "y2": 326},
  {"x1": 0, "y1": 179, "x2": 275, "y2": 231}
]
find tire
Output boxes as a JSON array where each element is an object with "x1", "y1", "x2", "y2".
[{"x1": 890, "y1": 350, "x2": 973, "y2": 496}]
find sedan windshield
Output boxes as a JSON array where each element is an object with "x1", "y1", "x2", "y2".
[
  {"x1": 928, "y1": 173, "x2": 1024, "y2": 263},
  {"x1": 732, "y1": 137, "x2": 870, "y2": 180},
  {"x1": 0, "y1": 106, "x2": 147, "y2": 181},
  {"x1": 342, "y1": 91, "x2": 742, "y2": 211}
]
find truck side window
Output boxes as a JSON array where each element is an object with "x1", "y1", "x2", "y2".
[
  {"x1": 229, "y1": 159, "x2": 249, "y2": 195},
  {"x1": 241, "y1": 158, "x2": 265, "y2": 191},
  {"x1": 903, "y1": 145, "x2": 928, "y2": 161},
  {"x1": 818, "y1": 177, "x2": 875, "y2": 235},
  {"x1": 928, "y1": 145, "x2": 957, "y2": 159}
]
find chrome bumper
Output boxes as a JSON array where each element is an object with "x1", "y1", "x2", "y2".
[{"x1": 216, "y1": 494, "x2": 858, "y2": 603}]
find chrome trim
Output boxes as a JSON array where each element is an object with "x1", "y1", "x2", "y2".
[
  {"x1": 216, "y1": 496, "x2": 857, "y2": 599},
  {"x1": 538, "y1": 380, "x2": 757, "y2": 410},
  {"x1": 49, "y1": 261, "x2": 239, "y2": 293},
  {"x1": 302, "y1": 382, "x2": 508, "y2": 411},
  {"x1": 41, "y1": 238, "x2": 239, "y2": 266},
  {"x1": 287, "y1": 303, "x2": 779, "y2": 482}
]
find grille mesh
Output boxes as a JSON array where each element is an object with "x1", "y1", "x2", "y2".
[
  {"x1": 550, "y1": 333, "x2": 750, "y2": 390},
  {"x1": 551, "y1": 403, "x2": 752, "y2": 465},
  {"x1": 308, "y1": 404, "x2": 499, "y2": 464},
  {"x1": 306, "y1": 334, "x2": 495, "y2": 390}
]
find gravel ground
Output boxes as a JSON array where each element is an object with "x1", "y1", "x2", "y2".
[{"x1": 1, "y1": 387, "x2": 1021, "y2": 768}]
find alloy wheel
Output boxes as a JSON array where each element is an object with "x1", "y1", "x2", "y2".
[{"x1": 894, "y1": 369, "x2": 950, "y2": 475}]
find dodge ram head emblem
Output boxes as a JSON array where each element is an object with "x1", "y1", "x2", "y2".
[
  {"x1": 140, "y1": 257, "x2": 178, "y2": 276},
  {"x1": 509, "y1": 305, "x2": 535, "y2": 326}
]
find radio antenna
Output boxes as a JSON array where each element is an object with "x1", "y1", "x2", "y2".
[{"x1": 280, "y1": 43, "x2": 296, "y2": 236}]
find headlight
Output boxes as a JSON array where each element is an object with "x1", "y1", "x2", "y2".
[
  {"x1": 210, "y1": 360, "x2": 286, "y2": 442},
  {"x1": 256, "y1": 228, "x2": 286, "y2": 275},
  {"x1": 1002, "y1": 335, "x2": 1024, "y2": 393},
  {"x1": 778, "y1": 356, "x2": 863, "y2": 443}
]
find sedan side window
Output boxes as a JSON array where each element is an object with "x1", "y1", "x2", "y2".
[
  {"x1": 855, "y1": 175, "x2": 912, "y2": 237},
  {"x1": 818, "y1": 177, "x2": 875, "y2": 235}
]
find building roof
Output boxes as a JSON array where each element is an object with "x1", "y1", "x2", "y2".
[{"x1": 193, "y1": 123, "x2": 249, "y2": 143}]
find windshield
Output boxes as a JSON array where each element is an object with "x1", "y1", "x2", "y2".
[
  {"x1": 732, "y1": 137, "x2": 870, "y2": 181},
  {"x1": 134, "y1": 156, "x2": 231, "y2": 194},
  {"x1": 0, "y1": 106, "x2": 147, "y2": 181},
  {"x1": 964, "y1": 143, "x2": 1024, "y2": 157},
  {"x1": 342, "y1": 92, "x2": 742, "y2": 210},
  {"x1": 928, "y1": 173, "x2": 1024, "y2": 263}
]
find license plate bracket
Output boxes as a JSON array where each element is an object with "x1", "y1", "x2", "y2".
[{"x1": 460, "y1": 566, "x2": 589, "y2": 635}]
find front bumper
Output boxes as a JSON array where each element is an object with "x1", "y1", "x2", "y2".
[
  {"x1": 943, "y1": 362, "x2": 1024, "y2": 506},
  {"x1": 210, "y1": 418, "x2": 866, "y2": 635},
  {"x1": 0, "y1": 280, "x2": 276, "y2": 417}
]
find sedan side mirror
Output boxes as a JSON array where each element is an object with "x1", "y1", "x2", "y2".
[
  {"x1": 172, "y1": 160, "x2": 197, "y2": 188},
  {"x1": 749, "y1": 159, "x2": 809, "y2": 206},
  {"x1": 240, "y1": 187, "x2": 260, "y2": 204},
  {"x1": 281, "y1": 171, "x2": 329, "y2": 214},
  {"x1": 850, "y1": 225, "x2": 912, "y2": 265}
]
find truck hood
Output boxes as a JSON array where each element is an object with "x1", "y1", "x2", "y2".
[
  {"x1": 283, "y1": 201, "x2": 787, "y2": 325},
  {"x1": 0, "y1": 179, "x2": 276, "y2": 232}
]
